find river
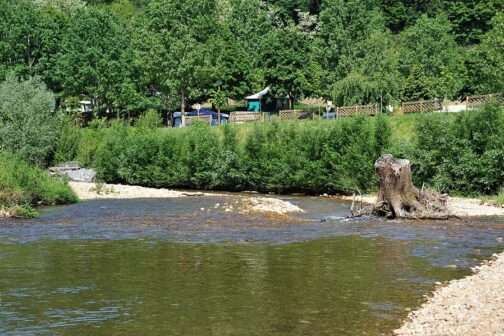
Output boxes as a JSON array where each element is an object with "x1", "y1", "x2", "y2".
[{"x1": 0, "y1": 196, "x2": 503, "y2": 335}]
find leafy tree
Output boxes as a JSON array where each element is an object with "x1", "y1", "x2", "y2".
[
  {"x1": 468, "y1": 13, "x2": 504, "y2": 94},
  {"x1": 135, "y1": 0, "x2": 218, "y2": 117},
  {"x1": 331, "y1": 31, "x2": 400, "y2": 106},
  {"x1": 316, "y1": 0, "x2": 385, "y2": 95},
  {"x1": 55, "y1": 7, "x2": 135, "y2": 116},
  {"x1": 0, "y1": 76, "x2": 61, "y2": 166},
  {"x1": 262, "y1": 25, "x2": 322, "y2": 107},
  {"x1": 32, "y1": 0, "x2": 85, "y2": 14},
  {"x1": 378, "y1": 0, "x2": 442, "y2": 32},
  {"x1": 0, "y1": 1, "x2": 50, "y2": 80},
  {"x1": 399, "y1": 14, "x2": 466, "y2": 100},
  {"x1": 442, "y1": 0, "x2": 504, "y2": 45}
]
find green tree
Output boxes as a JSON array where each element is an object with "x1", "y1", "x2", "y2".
[
  {"x1": 442, "y1": 0, "x2": 504, "y2": 45},
  {"x1": 316, "y1": 0, "x2": 385, "y2": 95},
  {"x1": 135, "y1": 0, "x2": 218, "y2": 120},
  {"x1": 0, "y1": 0, "x2": 66, "y2": 85},
  {"x1": 468, "y1": 13, "x2": 504, "y2": 94},
  {"x1": 32, "y1": 0, "x2": 85, "y2": 14},
  {"x1": 399, "y1": 14, "x2": 466, "y2": 100},
  {"x1": 0, "y1": 76, "x2": 61, "y2": 166},
  {"x1": 262, "y1": 25, "x2": 322, "y2": 108},
  {"x1": 55, "y1": 7, "x2": 135, "y2": 116},
  {"x1": 331, "y1": 30, "x2": 400, "y2": 106}
]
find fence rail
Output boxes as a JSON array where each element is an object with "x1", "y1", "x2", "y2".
[
  {"x1": 466, "y1": 93, "x2": 503, "y2": 109},
  {"x1": 185, "y1": 115, "x2": 212, "y2": 126},
  {"x1": 229, "y1": 111, "x2": 263, "y2": 123},
  {"x1": 401, "y1": 99, "x2": 442, "y2": 114},
  {"x1": 278, "y1": 109, "x2": 315, "y2": 120},
  {"x1": 180, "y1": 92, "x2": 503, "y2": 127},
  {"x1": 336, "y1": 104, "x2": 379, "y2": 117}
]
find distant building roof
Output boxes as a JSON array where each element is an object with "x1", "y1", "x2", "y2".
[{"x1": 246, "y1": 87, "x2": 270, "y2": 100}]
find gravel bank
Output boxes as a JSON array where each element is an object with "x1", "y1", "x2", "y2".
[
  {"x1": 394, "y1": 252, "x2": 504, "y2": 336},
  {"x1": 69, "y1": 182, "x2": 206, "y2": 200},
  {"x1": 337, "y1": 194, "x2": 504, "y2": 217},
  {"x1": 69, "y1": 182, "x2": 303, "y2": 216}
]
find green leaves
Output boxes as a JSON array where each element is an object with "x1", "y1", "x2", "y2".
[
  {"x1": 0, "y1": 76, "x2": 61, "y2": 166},
  {"x1": 398, "y1": 14, "x2": 466, "y2": 100}
]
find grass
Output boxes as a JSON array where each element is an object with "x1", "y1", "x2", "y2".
[{"x1": 0, "y1": 151, "x2": 78, "y2": 218}]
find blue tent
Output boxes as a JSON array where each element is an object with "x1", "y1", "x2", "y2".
[{"x1": 172, "y1": 108, "x2": 229, "y2": 127}]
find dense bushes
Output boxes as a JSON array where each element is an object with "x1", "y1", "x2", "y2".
[
  {"x1": 63, "y1": 118, "x2": 388, "y2": 194},
  {"x1": 56, "y1": 105, "x2": 504, "y2": 196},
  {"x1": 0, "y1": 76, "x2": 62, "y2": 166},
  {"x1": 0, "y1": 152, "x2": 78, "y2": 217},
  {"x1": 391, "y1": 104, "x2": 504, "y2": 195}
]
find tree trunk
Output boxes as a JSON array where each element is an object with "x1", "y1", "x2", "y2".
[
  {"x1": 217, "y1": 107, "x2": 221, "y2": 125},
  {"x1": 372, "y1": 154, "x2": 449, "y2": 219},
  {"x1": 181, "y1": 90, "x2": 186, "y2": 127}
]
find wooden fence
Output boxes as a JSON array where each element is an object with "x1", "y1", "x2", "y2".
[
  {"x1": 229, "y1": 111, "x2": 263, "y2": 123},
  {"x1": 466, "y1": 93, "x2": 503, "y2": 109},
  {"x1": 185, "y1": 115, "x2": 212, "y2": 126},
  {"x1": 400, "y1": 99, "x2": 442, "y2": 114},
  {"x1": 336, "y1": 104, "x2": 379, "y2": 117},
  {"x1": 279, "y1": 109, "x2": 315, "y2": 120}
]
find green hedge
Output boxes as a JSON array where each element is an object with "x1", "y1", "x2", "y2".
[
  {"x1": 60, "y1": 104, "x2": 504, "y2": 196},
  {"x1": 390, "y1": 104, "x2": 504, "y2": 195},
  {"x1": 67, "y1": 117, "x2": 390, "y2": 194}
]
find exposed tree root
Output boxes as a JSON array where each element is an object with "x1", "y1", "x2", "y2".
[{"x1": 352, "y1": 154, "x2": 450, "y2": 220}]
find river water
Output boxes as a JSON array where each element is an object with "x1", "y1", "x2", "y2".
[{"x1": 0, "y1": 196, "x2": 503, "y2": 336}]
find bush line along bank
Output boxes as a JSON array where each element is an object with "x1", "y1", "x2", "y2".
[{"x1": 57, "y1": 104, "x2": 504, "y2": 197}]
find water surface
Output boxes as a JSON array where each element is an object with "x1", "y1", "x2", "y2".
[{"x1": 0, "y1": 196, "x2": 503, "y2": 336}]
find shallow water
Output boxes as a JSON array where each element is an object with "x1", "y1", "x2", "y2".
[{"x1": 0, "y1": 196, "x2": 503, "y2": 336}]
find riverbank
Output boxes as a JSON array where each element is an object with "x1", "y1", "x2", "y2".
[
  {"x1": 0, "y1": 152, "x2": 78, "y2": 219},
  {"x1": 395, "y1": 251, "x2": 504, "y2": 336},
  {"x1": 337, "y1": 194, "x2": 504, "y2": 217},
  {"x1": 69, "y1": 182, "x2": 304, "y2": 216}
]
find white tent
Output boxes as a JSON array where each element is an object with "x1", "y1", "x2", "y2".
[{"x1": 245, "y1": 87, "x2": 271, "y2": 100}]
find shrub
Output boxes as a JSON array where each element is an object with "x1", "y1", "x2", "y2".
[
  {"x1": 410, "y1": 104, "x2": 504, "y2": 195},
  {"x1": 77, "y1": 117, "x2": 388, "y2": 195},
  {"x1": 54, "y1": 117, "x2": 82, "y2": 163},
  {"x1": 0, "y1": 151, "x2": 77, "y2": 217},
  {"x1": 136, "y1": 109, "x2": 162, "y2": 129},
  {"x1": 0, "y1": 76, "x2": 62, "y2": 166}
]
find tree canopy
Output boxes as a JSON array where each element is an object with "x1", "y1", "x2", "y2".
[{"x1": 0, "y1": 0, "x2": 501, "y2": 115}]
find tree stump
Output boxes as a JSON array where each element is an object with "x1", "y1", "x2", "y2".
[{"x1": 372, "y1": 154, "x2": 449, "y2": 219}]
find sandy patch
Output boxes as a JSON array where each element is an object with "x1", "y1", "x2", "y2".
[
  {"x1": 335, "y1": 194, "x2": 504, "y2": 217},
  {"x1": 69, "y1": 182, "x2": 208, "y2": 200},
  {"x1": 394, "y1": 251, "x2": 504, "y2": 336},
  {"x1": 240, "y1": 197, "x2": 304, "y2": 215},
  {"x1": 0, "y1": 208, "x2": 13, "y2": 218},
  {"x1": 69, "y1": 182, "x2": 304, "y2": 216}
]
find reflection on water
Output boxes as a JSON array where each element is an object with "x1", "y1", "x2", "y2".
[{"x1": 0, "y1": 196, "x2": 503, "y2": 336}]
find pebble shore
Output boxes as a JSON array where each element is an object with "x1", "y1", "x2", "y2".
[{"x1": 395, "y1": 252, "x2": 504, "y2": 336}]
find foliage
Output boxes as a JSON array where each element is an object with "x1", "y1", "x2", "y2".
[
  {"x1": 468, "y1": 13, "x2": 504, "y2": 94},
  {"x1": 398, "y1": 15, "x2": 466, "y2": 100},
  {"x1": 1, "y1": 0, "x2": 501, "y2": 113},
  {"x1": 54, "y1": 116, "x2": 82, "y2": 163},
  {"x1": 0, "y1": 76, "x2": 61, "y2": 166},
  {"x1": 136, "y1": 109, "x2": 162, "y2": 129},
  {"x1": 60, "y1": 117, "x2": 389, "y2": 194},
  {"x1": 0, "y1": 151, "x2": 77, "y2": 217},
  {"x1": 55, "y1": 6, "x2": 135, "y2": 116},
  {"x1": 394, "y1": 104, "x2": 504, "y2": 195}
]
